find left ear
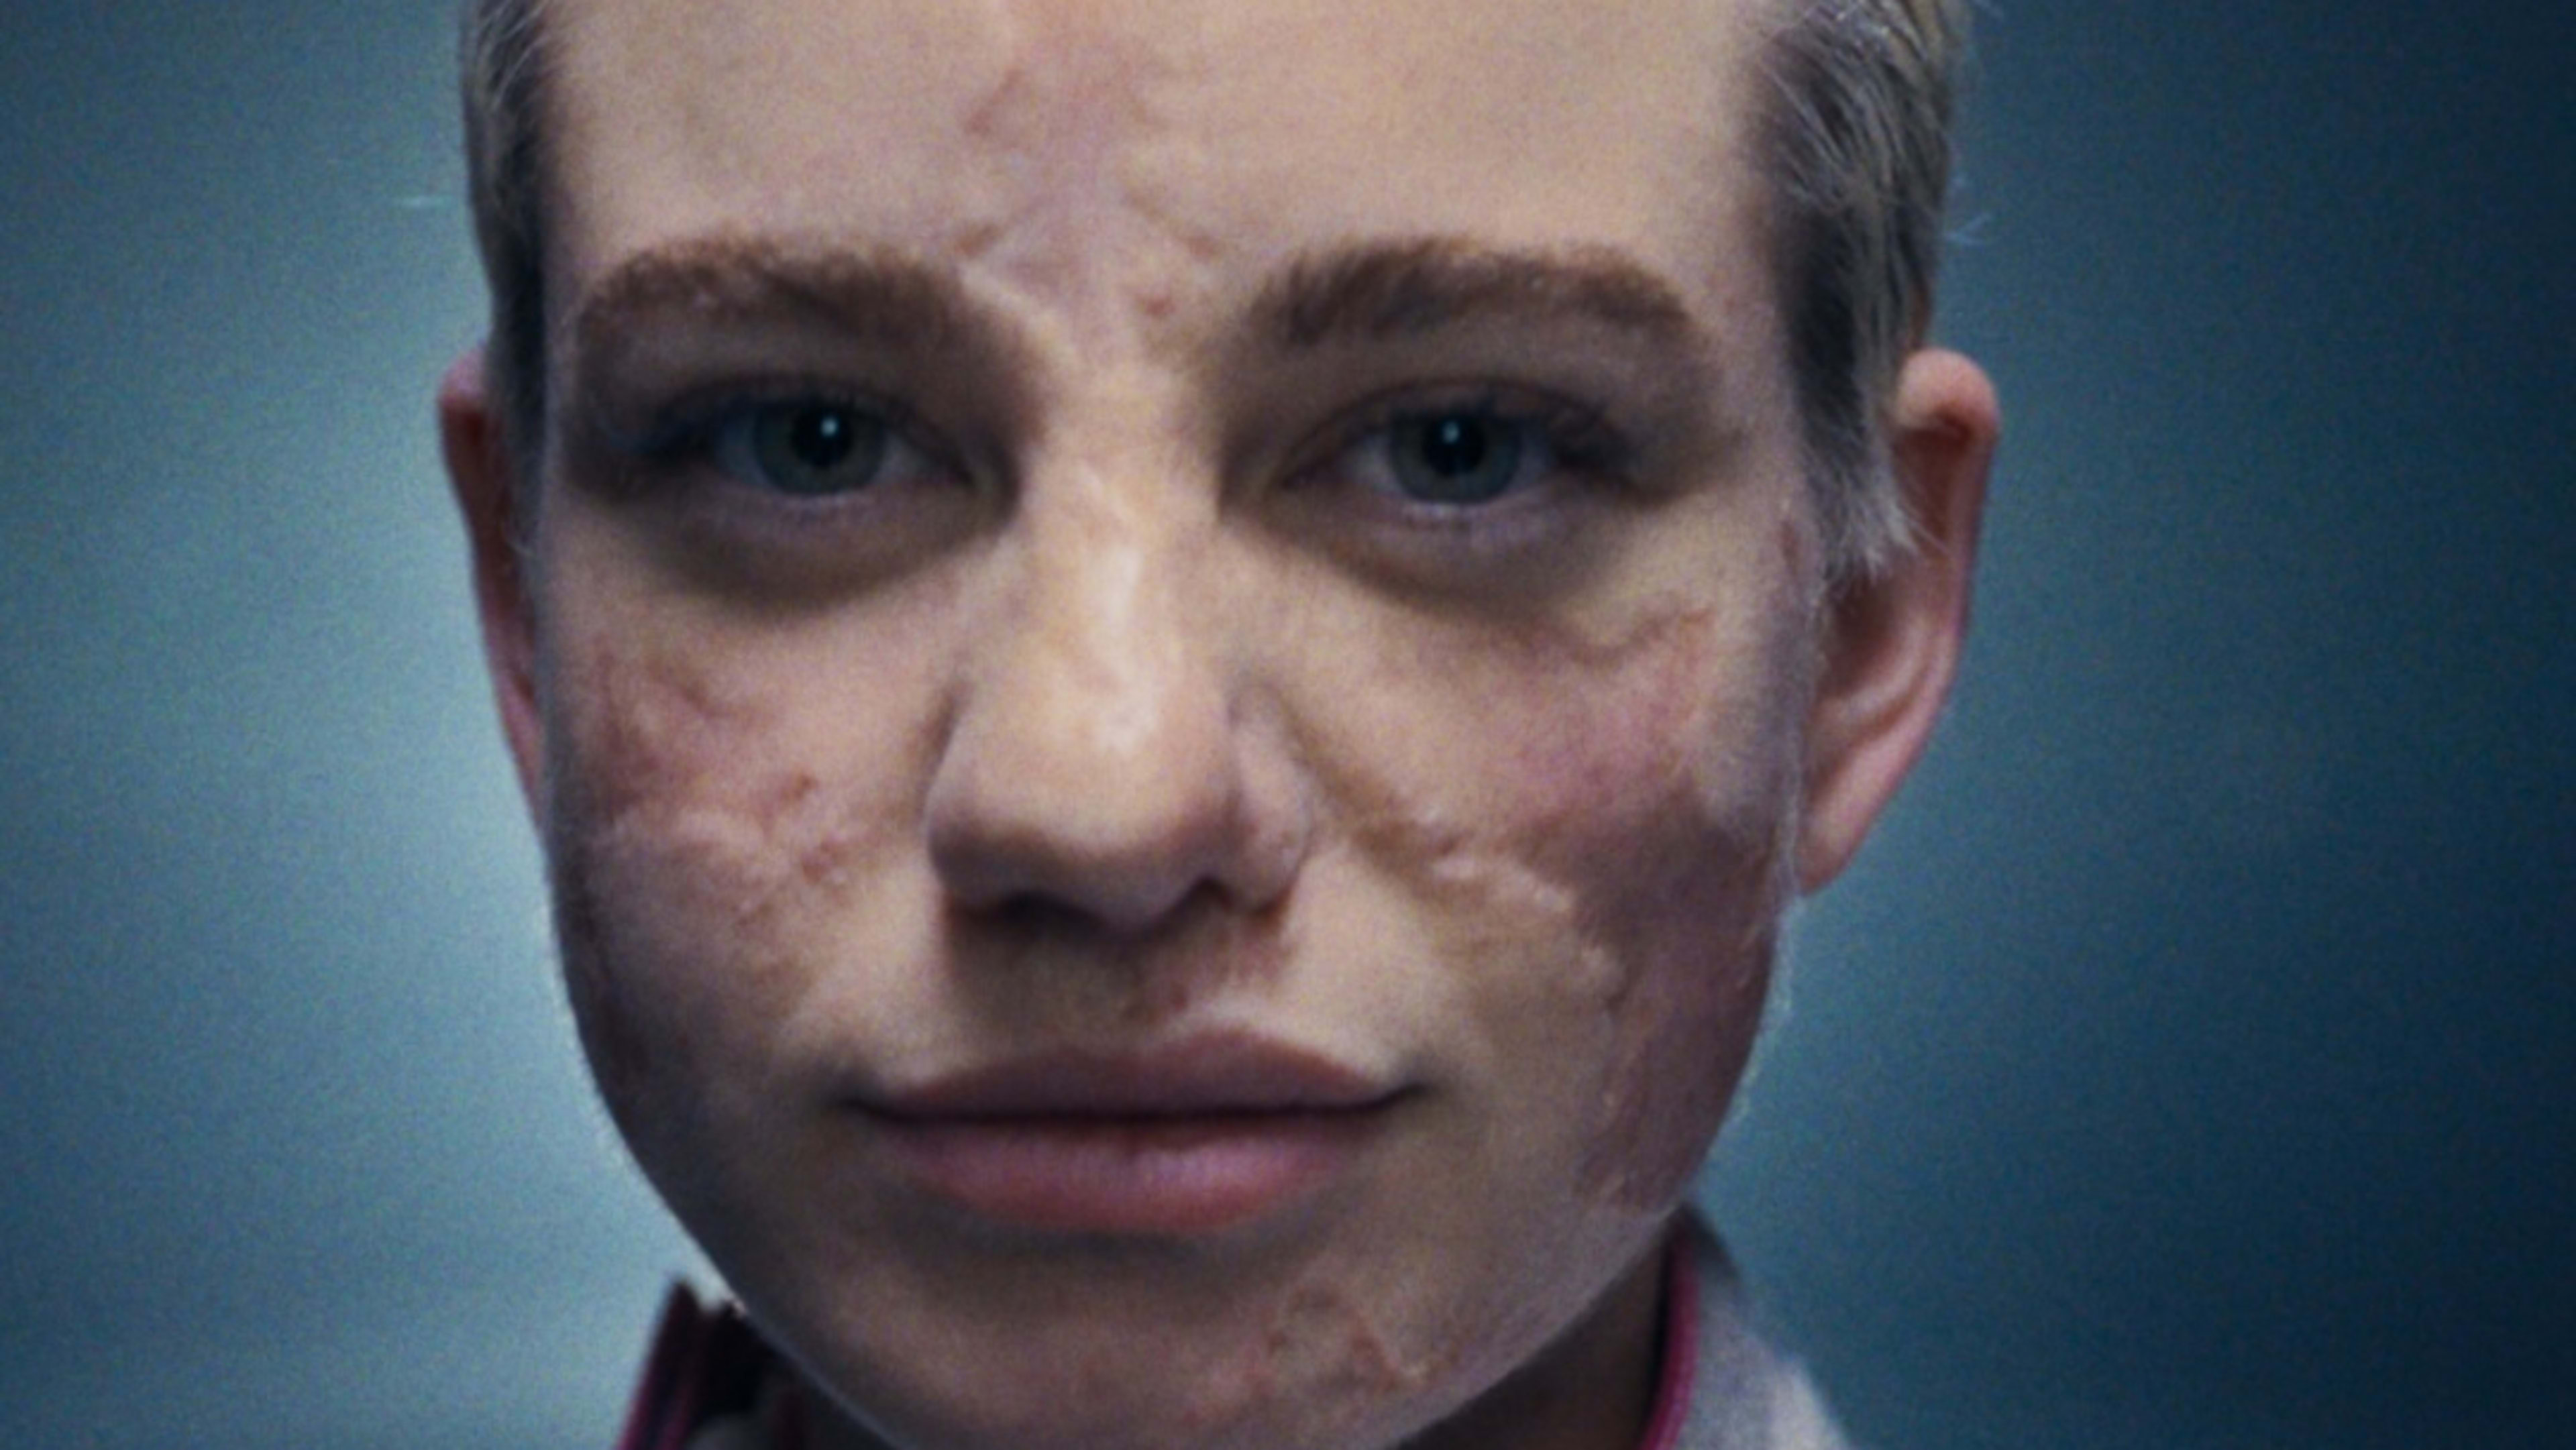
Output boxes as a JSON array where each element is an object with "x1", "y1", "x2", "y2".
[
  {"x1": 437, "y1": 345, "x2": 550, "y2": 826},
  {"x1": 1798, "y1": 347, "x2": 1999, "y2": 891}
]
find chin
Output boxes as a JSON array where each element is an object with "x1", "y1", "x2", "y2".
[
  {"x1": 723, "y1": 1215, "x2": 1511, "y2": 1450},
  {"x1": 794, "y1": 1325, "x2": 1458, "y2": 1450}
]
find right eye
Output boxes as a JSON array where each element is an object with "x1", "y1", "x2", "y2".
[{"x1": 708, "y1": 398, "x2": 896, "y2": 497}]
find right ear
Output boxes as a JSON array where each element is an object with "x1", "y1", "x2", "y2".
[{"x1": 437, "y1": 346, "x2": 547, "y2": 822}]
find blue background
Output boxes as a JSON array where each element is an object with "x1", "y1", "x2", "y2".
[{"x1": 4, "y1": 3, "x2": 2569, "y2": 1445}]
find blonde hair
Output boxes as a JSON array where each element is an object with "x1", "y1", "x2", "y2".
[
  {"x1": 1758, "y1": 0, "x2": 1970, "y2": 581},
  {"x1": 458, "y1": 0, "x2": 1969, "y2": 579}
]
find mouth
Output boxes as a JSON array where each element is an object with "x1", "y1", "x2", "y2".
[{"x1": 851, "y1": 1033, "x2": 1403, "y2": 1237}]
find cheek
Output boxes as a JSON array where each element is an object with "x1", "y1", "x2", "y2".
[
  {"x1": 1570, "y1": 829, "x2": 1781, "y2": 1212},
  {"x1": 1310, "y1": 582, "x2": 1809, "y2": 1213},
  {"x1": 542, "y1": 638, "x2": 821, "y2": 1133},
  {"x1": 533, "y1": 606, "x2": 934, "y2": 1157},
  {"x1": 1517, "y1": 616, "x2": 1799, "y2": 1211}
]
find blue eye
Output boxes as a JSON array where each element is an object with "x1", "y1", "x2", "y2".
[
  {"x1": 713, "y1": 399, "x2": 892, "y2": 496},
  {"x1": 1385, "y1": 410, "x2": 1526, "y2": 505}
]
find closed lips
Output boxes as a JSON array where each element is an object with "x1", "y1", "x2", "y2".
[{"x1": 852, "y1": 1034, "x2": 1404, "y2": 1235}]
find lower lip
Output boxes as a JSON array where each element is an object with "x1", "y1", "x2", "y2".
[{"x1": 869, "y1": 1110, "x2": 1379, "y2": 1237}]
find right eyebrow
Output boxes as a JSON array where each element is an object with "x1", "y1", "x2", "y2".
[{"x1": 564, "y1": 235, "x2": 1003, "y2": 381}]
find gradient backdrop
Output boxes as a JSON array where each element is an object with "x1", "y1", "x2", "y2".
[{"x1": 3, "y1": 3, "x2": 2569, "y2": 1446}]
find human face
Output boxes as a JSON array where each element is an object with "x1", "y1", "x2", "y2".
[{"x1": 511, "y1": 0, "x2": 1823, "y2": 1446}]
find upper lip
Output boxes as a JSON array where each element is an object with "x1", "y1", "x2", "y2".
[{"x1": 854, "y1": 1031, "x2": 1395, "y2": 1121}]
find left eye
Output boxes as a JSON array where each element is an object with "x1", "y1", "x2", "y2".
[
  {"x1": 1381, "y1": 409, "x2": 1529, "y2": 505},
  {"x1": 710, "y1": 399, "x2": 894, "y2": 497}
]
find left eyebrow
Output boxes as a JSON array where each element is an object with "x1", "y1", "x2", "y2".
[{"x1": 1252, "y1": 237, "x2": 1709, "y2": 353}]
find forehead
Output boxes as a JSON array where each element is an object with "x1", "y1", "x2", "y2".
[{"x1": 540, "y1": 0, "x2": 1780, "y2": 325}]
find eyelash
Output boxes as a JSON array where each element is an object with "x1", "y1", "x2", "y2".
[
  {"x1": 610, "y1": 379, "x2": 1633, "y2": 569},
  {"x1": 574, "y1": 387, "x2": 974, "y2": 577},
  {"x1": 1296, "y1": 386, "x2": 1635, "y2": 518},
  {"x1": 646, "y1": 377, "x2": 906, "y2": 453}
]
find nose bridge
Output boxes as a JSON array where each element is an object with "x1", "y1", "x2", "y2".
[
  {"x1": 927, "y1": 446, "x2": 1279, "y2": 928},
  {"x1": 1008, "y1": 459, "x2": 1214, "y2": 778}
]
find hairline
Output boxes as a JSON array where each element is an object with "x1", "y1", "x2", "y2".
[{"x1": 459, "y1": 0, "x2": 1964, "y2": 580}]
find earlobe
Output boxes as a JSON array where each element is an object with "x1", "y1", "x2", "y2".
[
  {"x1": 1797, "y1": 348, "x2": 1998, "y2": 891},
  {"x1": 437, "y1": 347, "x2": 549, "y2": 823}
]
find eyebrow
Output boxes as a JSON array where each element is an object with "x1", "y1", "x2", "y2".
[
  {"x1": 1254, "y1": 237, "x2": 1707, "y2": 354},
  {"x1": 566, "y1": 235, "x2": 1001, "y2": 384},
  {"x1": 565, "y1": 233, "x2": 1711, "y2": 388}
]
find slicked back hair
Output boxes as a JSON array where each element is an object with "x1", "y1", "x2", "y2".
[{"x1": 455, "y1": 0, "x2": 1969, "y2": 582}]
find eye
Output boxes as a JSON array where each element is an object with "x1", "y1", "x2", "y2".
[
  {"x1": 1385, "y1": 410, "x2": 1526, "y2": 505},
  {"x1": 710, "y1": 399, "x2": 894, "y2": 497},
  {"x1": 1326, "y1": 390, "x2": 1623, "y2": 514}
]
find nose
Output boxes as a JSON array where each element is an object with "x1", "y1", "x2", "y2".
[{"x1": 924, "y1": 469, "x2": 1304, "y2": 932}]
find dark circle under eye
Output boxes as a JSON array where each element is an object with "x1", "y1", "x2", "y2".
[
  {"x1": 1389, "y1": 411, "x2": 1523, "y2": 505},
  {"x1": 749, "y1": 402, "x2": 888, "y2": 496}
]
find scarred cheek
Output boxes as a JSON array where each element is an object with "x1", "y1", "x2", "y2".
[
  {"x1": 1463, "y1": 597, "x2": 1799, "y2": 963},
  {"x1": 1324, "y1": 604, "x2": 1737, "y2": 995},
  {"x1": 1550, "y1": 605, "x2": 1805, "y2": 1212},
  {"x1": 1332, "y1": 589, "x2": 1807, "y2": 1211},
  {"x1": 1571, "y1": 839, "x2": 1781, "y2": 1211},
  {"x1": 553, "y1": 628, "x2": 875, "y2": 904},
  {"x1": 538, "y1": 630, "x2": 889, "y2": 1123},
  {"x1": 1499, "y1": 596, "x2": 1802, "y2": 842}
]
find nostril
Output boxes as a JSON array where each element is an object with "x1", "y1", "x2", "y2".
[
  {"x1": 923, "y1": 722, "x2": 1296, "y2": 934},
  {"x1": 971, "y1": 878, "x2": 1238, "y2": 942},
  {"x1": 978, "y1": 891, "x2": 1081, "y2": 938}
]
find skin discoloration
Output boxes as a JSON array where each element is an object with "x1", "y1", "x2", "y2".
[{"x1": 448, "y1": 1, "x2": 1988, "y2": 1447}]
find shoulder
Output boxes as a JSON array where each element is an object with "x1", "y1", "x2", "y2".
[
  {"x1": 1658, "y1": 1213, "x2": 1861, "y2": 1450},
  {"x1": 613, "y1": 1284, "x2": 806, "y2": 1450}
]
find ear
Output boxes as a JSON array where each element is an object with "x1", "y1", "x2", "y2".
[
  {"x1": 1797, "y1": 348, "x2": 1998, "y2": 891},
  {"x1": 437, "y1": 347, "x2": 549, "y2": 823}
]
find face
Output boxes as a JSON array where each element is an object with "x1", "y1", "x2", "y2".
[{"x1": 480, "y1": 0, "x2": 1866, "y2": 1445}]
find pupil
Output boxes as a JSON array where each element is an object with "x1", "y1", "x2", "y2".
[
  {"x1": 1420, "y1": 416, "x2": 1487, "y2": 476},
  {"x1": 792, "y1": 408, "x2": 855, "y2": 469}
]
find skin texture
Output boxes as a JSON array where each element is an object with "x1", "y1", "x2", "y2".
[{"x1": 438, "y1": 1, "x2": 1998, "y2": 1447}]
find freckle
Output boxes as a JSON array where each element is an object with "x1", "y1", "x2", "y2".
[
  {"x1": 796, "y1": 829, "x2": 854, "y2": 890},
  {"x1": 961, "y1": 58, "x2": 1032, "y2": 141},
  {"x1": 753, "y1": 770, "x2": 818, "y2": 826},
  {"x1": 948, "y1": 217, "x2": 1006, "y2": 260}
]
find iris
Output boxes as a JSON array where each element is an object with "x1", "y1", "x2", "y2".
[
  {"x1": 1388, "y1": 411, "x2": 1524, "y2": 505},
  {"x1": 747, "y1": 402, "x2": 888, "y2": 496}
]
